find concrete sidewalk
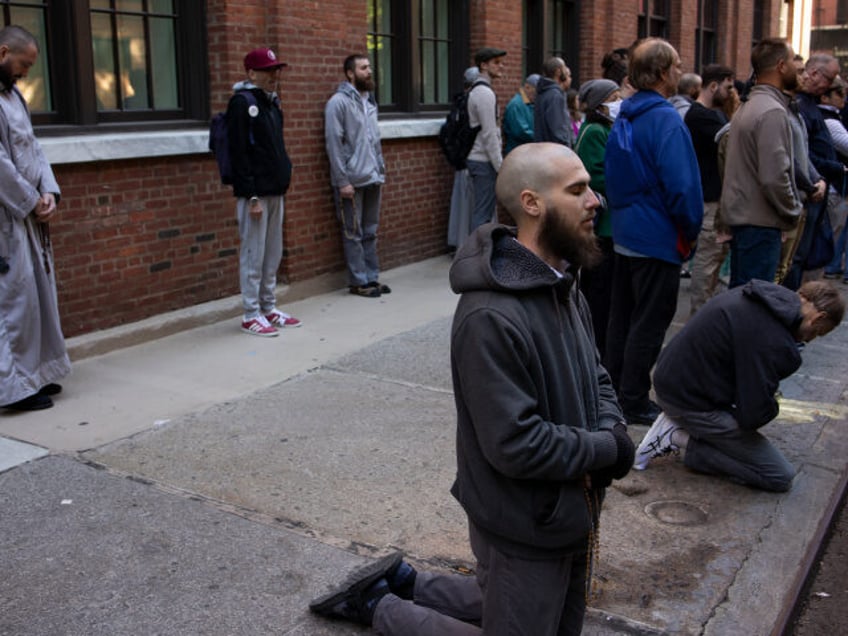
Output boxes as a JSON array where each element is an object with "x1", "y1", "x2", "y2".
[{"x1": 2, "y1": 255, "x2": 847, "y2": 635}]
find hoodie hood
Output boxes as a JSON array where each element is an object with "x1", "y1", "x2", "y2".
[
  {"x1": 449, "y1": 224, "x2": 570, "y2": 295},
  {"x1": 335, "y1": 80, "x2": 365, "y2": 101},
  {"x1": 232, "y1": 80, "x2": 279, "y2": 102},
  {"x1": 535, "y1": 76, "x2": 562, "y2": 96},
  {"x1": 741, "y1": 279, "x2": 802, "y2": 331},
  {"x1": 617, "y1": 89, "x2": 673, "y2": 121}
]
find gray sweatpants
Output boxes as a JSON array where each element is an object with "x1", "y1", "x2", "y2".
[
  {"x1": 372, "y1": 522, "x2": 587, "y2": 636},
  {"x1": 237, "y1": 195, "x2": 284, "y2": 318},
  {"x1": 657, "y1": 398, "x2": 795, "y2": 492}
]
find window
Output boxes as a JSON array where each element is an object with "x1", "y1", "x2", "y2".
[
  {"x1": 637, "y1": 0, "x2": 669, "y2": 40},
  {"x1": 695, "y1": 0, "x2": 718, "y2": 70},
  {"x1": 752, "y1": 0, "x2": 764, "y2": 47},
  {"x1": 4, "y1": 0, "x2": 208, "y2": 131},
  {"x1": 522, "y1": 0, "x2": 578, "y2": 82},
  {"x1": 367, "y1": 0, "x2": 469, "y2": 114},
  {"x1": 547, "y1": 0, "x2": 579, "y2": 84}
]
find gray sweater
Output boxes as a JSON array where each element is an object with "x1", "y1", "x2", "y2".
[{"x1": 721, "y1": 84, "x2": 801, "y2": 230}]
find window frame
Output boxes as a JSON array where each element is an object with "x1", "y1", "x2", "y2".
[
  {"x1": 367, "y1": 0, "x2": 469, "y2": 116},
  {"x1": 522, "y1": 0, "x2": 579, "y2": 84},
  {"x1": 637, "y1": 0, "x2": 669, "y2": 40},
  {"x1": 5, "y1": 0, "x2": 209, "y2": 135},
  {"x1": 546, "y1": 0, "x2": 579, "y2": 85},
  {"x1": 694, "y1": 0, "x2": 718, "y2": 71}
]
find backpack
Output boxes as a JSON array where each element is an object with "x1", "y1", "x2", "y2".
[
  {"x1": 438, "y1": 81, "x2": 485, "y2": 170},
  {"x1": 209, "y1": 90, "x2": 258, "y2": 185}
]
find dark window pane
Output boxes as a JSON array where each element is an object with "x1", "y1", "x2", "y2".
[
  {"x1": 8, "y1": 5, "x2": 50, "y2": 112},
  {"x1": 421, "y1": 39, "x2": 435, "y2": 103},
  {"x1": 117, "y1": 14, "x2": 148, "y2": 109},
  {"x1": 149, "y1": 0, "x2": 174, "y2": 13},
  {"x1": 149, "y1": 16, "x2": 178, "y2": 108},
  {"x1": 91, "y1": 12, "x2": 118, "y2": 110},
  {"x1": 116, "y1": 0, "x2": 143, "y2": 11}
]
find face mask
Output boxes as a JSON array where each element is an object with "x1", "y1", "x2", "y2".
[{"x1": 604, "y1": 100, "x2": 622, "y2": 120}]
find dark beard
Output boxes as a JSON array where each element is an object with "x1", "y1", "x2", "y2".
[
  {"x1": 0, "y1": 61, "x2": 15, "y2": 88},
  {"x1": 783, "y1": 70, "x2": 799, "y2": 92},
  {"x1": 355, "y1": 76, "x2": 375, "y2": 93},
  {"x1": 538, "y1": 204, "x2": 602, "y2": 269}
]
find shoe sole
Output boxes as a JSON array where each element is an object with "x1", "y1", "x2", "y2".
[
  {"x1": 241, "y1": 327, "x2": 279, "y2": 337},
  {"x1": 309, "y1": 552, "x2": 402, "y2": 615}
]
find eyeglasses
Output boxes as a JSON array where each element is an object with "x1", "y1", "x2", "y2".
[{"x1": 813, "y1": 66, "x2": 838, "y2": 84}]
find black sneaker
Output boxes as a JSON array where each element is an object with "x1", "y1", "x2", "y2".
[
  {"x1": 349, "y1": 285, "x2": 381, "y2": 298},
  {"x1": 367, "y1": 281, "x2": 392, "y2": 294},
  {"x1": 39, "y1": 383, "x2": 62, "y2": 396},
  {"x1": 309, "y1": 553, "x2": 401, "y2": 625},
  {"x1": 3, "y1": 393, "x2": 53, "y2": 411},
  {"x1": 624, "y1": 402, "x2": 662, "y2": 426}
]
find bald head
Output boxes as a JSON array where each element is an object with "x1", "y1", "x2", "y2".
[{"x1": 496, "y1": 143, "x2": 580, "y2": 223}]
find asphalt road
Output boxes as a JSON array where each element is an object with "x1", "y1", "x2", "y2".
[{"x1": 789, "y1": 492, "x2": 848, "y2": 635}]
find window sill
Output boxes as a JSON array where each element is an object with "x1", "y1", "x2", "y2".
[{"x1": 39, "y1": 118, "x2": 443, "y2": 165}]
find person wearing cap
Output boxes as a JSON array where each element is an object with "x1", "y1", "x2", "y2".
[
  {"x1": 574, "y1": 77, "x2": 620, "y2": 356},
  {"x1": 324, "y1": 54, "x2": 389, "y2": 298},
  {"x1": 534, "y1": 56, "x2": 574, "y2": 147},
  {"x1": 502, "y1": 73, "x2": 539, "y2": 154},
  {"x1": 466, "y1": 46, "x2": 506, "y2": 232},
  {"x1": 447, "y1": 67, "x2": 482, "y2": 251},
  {"x1": 227, "y1": 46, "x2": 299, "y2": 337}
]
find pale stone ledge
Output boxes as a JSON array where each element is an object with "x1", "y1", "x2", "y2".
[{"x1": 40, "y1": 118, "x2": 442, "y2": 165}]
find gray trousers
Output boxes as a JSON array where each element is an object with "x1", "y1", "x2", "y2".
[
  {"x1": 333, "y1": 184, "x2": 382, "y2": 287},
  {"x1": 237, "y1": 195, "x2": 284, "y2": 318},
  {"x1": 657, "y1": 398, "x2": 795, "y2": 492},
  {"x1": 373, "y1": 522, "x2": 587, "y2": 636}
]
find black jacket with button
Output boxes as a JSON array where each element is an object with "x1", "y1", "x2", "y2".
[{"x1": 226, "y1": 84, "x2": 292, "y2": 199}]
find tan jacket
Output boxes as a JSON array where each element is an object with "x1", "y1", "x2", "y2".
[{"x1": 721, "y1": 84, "x2": 801, "y2": 230}]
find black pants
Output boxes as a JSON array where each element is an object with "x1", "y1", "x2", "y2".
[
  {"x1": 605, "y1": 253, "x2": 680, "y2": 414},
  {"x1": 579, "y1": 236, "x2": 615, "y2": 357}
]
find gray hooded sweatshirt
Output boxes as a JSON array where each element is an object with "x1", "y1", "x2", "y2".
[{"x1": 324, "y1": 81, "x2": 385, "y2": 189}]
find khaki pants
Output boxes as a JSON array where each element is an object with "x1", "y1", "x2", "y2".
[{"x1": 689, "y1": 201, "x2": 729, "y2": 316}]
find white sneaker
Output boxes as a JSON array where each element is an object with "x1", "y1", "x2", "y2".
[{"x1": 633, "y1": 413, "x2": 682, "y2": 470}]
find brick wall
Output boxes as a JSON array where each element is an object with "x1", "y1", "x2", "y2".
[{"x1": 46, "y1": 0, "x2": 787, "y2": 338}]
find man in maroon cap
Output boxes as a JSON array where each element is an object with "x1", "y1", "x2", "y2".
[{"x1": 226, "y1": 47, "x2": 301, "y2": 336}]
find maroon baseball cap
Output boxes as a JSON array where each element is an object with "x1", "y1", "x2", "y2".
[{"x1": 244, "y1": 47, "x2": 288, "y2": 71}]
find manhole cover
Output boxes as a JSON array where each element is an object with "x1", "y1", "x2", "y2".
[{"x1": 645, "y1": 500, "x2": 708, "y2": 526}]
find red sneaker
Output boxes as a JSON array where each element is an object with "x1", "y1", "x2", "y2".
[
  {"x1": 241, "y1": 315, "x2": 279, "y2": 337},
  {"x1": 266, "y1": 309, "x2": 302, "y2": 328}
]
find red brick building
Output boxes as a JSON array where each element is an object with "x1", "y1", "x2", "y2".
[{"x1": 11, "y1": 1, "x2": 787, "y2": 337}]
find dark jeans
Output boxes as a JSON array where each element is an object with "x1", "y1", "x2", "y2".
[
  {"x1": 656, "y1": 397, "x2": 795, "y2": 492},
  {"x1": 466, "y1": 160, "x2": 497, "y2": 232},
  {"x1": 729, "y1": 225, "x2": 782, "y2": 289},
  {"x1": 605, "y1": 253, "x2": 680, "y2": 415}
]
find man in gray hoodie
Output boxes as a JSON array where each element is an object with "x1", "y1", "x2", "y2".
[
  {"x1": 309, "y1": 143, "x2": 635, "y2": 635},
  {"x1": 325, "y1": 54, "x2": 389, "y2": 298}
]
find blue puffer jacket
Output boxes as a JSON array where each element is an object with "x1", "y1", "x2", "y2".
[{"x1": 604, "y1": 90, "x2": 703, "y2": 264}]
